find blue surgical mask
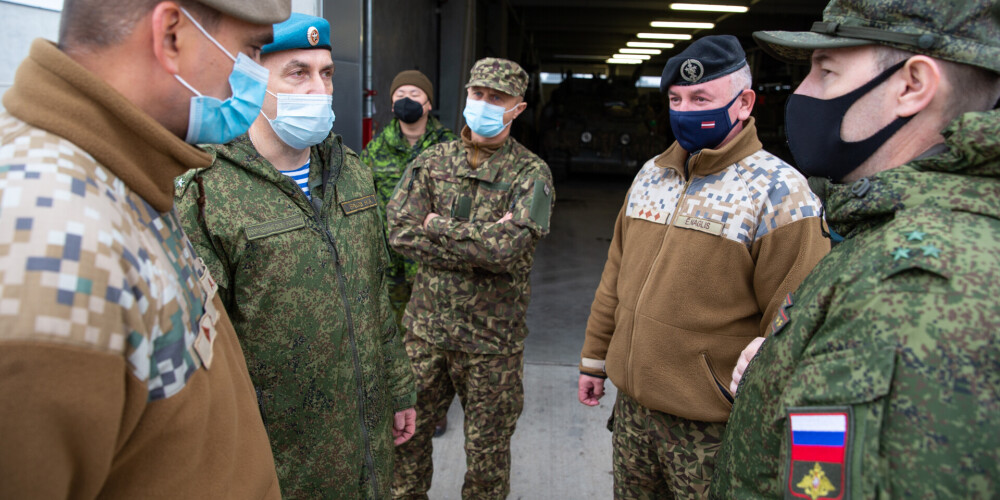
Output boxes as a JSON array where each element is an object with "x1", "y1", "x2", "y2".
[
  {"x1": 463, "y1": 97, "x2": 516, "y2": 138},
  {"x1": 263, "y1": 92, "x2": 335, "y2": 149},
  {"x1": 668, "y1": 92, "x2": 743, "y2": 152},
  {"x1": 174, "y1": 7, "x2": 269, "y2": 145}
]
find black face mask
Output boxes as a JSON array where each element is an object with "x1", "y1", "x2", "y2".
[
  {"x1": 785, "y1": 59, "x2": 913, "y2": 181},
  {"x1": 393, "y1": 97, "x2": 426, "y2": 124}
]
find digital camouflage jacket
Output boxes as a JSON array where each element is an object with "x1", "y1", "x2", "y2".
[
  {"x1": 712, "y1": 109, "x2": 1000, "y2": 498},
  {"x1": 387, "y1": 131, "x2": 554, "y2": 355},
  {"x1": 175, "y1": 132, "x2": 416, "y2": 499}
]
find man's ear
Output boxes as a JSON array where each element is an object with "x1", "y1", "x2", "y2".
[
  {"x1": 736, "y1": 89, "x2": 755, "y2": 121},
  {"x1": 512, "y1": 100, "x2": 527, "y2": 119},
  {"x1": 896, "y1": 55, "x2": 940, "y2": 118},
  {"x1": 150, "y1": 2, "x2": 185, "y2": 75}
]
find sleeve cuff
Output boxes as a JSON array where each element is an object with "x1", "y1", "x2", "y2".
[{"x1": 392, "y1": 391, "x2": 417, "y2": 412}]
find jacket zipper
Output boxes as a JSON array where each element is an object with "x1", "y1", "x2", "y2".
[
  {"x1": 625, "y1": 154, "x2": 696, "y2": 395},
  {"x1": 308, "y1": 175, "x2": 379, "y2": 498}
]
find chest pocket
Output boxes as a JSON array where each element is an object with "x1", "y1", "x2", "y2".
[{"x1": 471, "y1": 180, "x2": 512, "y2": 221}]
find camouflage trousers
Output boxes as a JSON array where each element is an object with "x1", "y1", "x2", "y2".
[
  {"x1": 393, "y1": 333, "x2": 524, "y2": 500},
  {"x1": 611, "y1": 392, "x2": 726, "y2": 499}
]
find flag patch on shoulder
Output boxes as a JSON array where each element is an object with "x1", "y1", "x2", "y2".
[{"x1": 786, "y1": 409, "x2": 851, "y2": 500}]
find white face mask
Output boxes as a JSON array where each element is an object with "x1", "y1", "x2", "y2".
[{"x1": 262, "y1": 92, "x2": 335, "y2": 149}]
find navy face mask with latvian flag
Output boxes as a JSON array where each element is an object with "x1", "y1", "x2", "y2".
[
  {"x1": 668, "y1": 92, "x2": 742, "y2": 152},
  {"x1": 784, "y1": 59, "x2": 913, "y2": 182}
]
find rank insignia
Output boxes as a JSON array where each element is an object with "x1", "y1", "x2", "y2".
[
  {"x1": 770, "y1": 292, "x2": 794, "y2": 336},
  {"x1": 786, "y1": 408, "x2": 851, "y2": 500}
]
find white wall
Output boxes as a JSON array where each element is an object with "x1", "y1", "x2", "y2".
[{"x1": 0, "y1": 1, "x2": 61, "y2": 109}]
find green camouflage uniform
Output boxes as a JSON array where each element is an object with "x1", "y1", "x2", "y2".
[
  {"x1": 175, "y1": 132, "x2": 416, "y2": 499},
  {"x1": 360, "y1": 116, "x2": 458, "y2": 326},
  {"x1": 387, "y1": 130, "x2": 554, "y2": 498},
  {"x1": 713, "y1": 109, "x2": 1000, "y2": 498}
]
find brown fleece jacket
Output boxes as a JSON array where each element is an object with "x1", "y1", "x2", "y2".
[
  {"x1": 580, "y1": 120, "x2": 830, "y2": 423},
  {"x1": 0, "y1": 40, "x2": 279, "y2": 498}
]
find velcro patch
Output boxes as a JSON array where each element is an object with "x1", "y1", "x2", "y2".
[
  {"x1": 530, "y1": 180, "x2": 552, "y2": 231},
  {"x1": 770, "y1": 293, "x2": 794, "y2": 336},
  {"x1": 341, "y1": 194, "x2": 377, "y2": 215},
  {"x1": 674, "y1": 215, "x2": 723, "y2": 236},
  {"x1": 786, "y1": 408, "x2": 851, "y2": 500},
  {"x1": 244, "y1": 215, "x2": 306, "y2": 241}
]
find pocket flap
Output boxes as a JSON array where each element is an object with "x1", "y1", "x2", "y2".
[{"x1": 776, "y1": 347, "x2": 895, "y2": 422}]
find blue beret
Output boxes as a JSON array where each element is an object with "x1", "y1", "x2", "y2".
[
  {"x1": 261, "y1": 12, "x2": 331, "y2": 55},
  {"x1": 660, "y1": 35, "x2": 747, "y2": 93}
]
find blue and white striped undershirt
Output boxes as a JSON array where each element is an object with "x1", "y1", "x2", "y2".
[{"x1": 281, "y1": 162, "x2": 311, "y2": 199}]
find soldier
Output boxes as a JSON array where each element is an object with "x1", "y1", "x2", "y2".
[
  {"x1": 0, "y1": 0, "x2": 288, "y2": 498},
  {"x1": 388, "y1": 57, "x2": 554, "y2": 499},
  {"x1": 361, "y1": 71, "x2": 458, "y2": 438},
  {"x1": 174, "y1": 13, "x2": 416, "y2": 499},
  {"x1": 714, "y1": 0, "x2": 1000, "y2": 498},
  {"x1": 577, "y1": 35, "x2": 830, "y2": 498}
]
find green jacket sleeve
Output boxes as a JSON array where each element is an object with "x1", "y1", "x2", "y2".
[{"x1": 175, "y1": 173, "x2": 232, "y2": 306}]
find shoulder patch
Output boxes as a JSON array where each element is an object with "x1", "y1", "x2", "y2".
[
  {"x1": 880, "y1": 209, "x2": 952, "y2": 281},
  {"x1": 785, "y1": 408, "x2": 852, "y2": 500},
  {"x1": 530, "y1": 179, "x2": 552, "y2": 231}
]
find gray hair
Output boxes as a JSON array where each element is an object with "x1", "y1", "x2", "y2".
[{"x1": 729, "y1": 63, "x2": 752, "y2": 99}]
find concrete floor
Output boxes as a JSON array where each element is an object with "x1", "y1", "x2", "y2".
[{"x1": 426, "y1": 173, "x2": 634, "y2": 500}]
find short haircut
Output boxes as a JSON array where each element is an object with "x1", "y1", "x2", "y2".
[
  {"x1": 874, "y1": 45, "x2": 1000, "y2": 117},
  {"x1": 59, "y1": 0, "x2": 221, "y2": 50},
  {"x1": 729, "y1": 64, "x2": 753, "y2": 99}
]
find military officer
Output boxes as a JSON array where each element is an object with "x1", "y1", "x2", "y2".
[
  {"x1": 175, "y1": 13, "x2": 416, "y2": 499},
  {"x1": 387, "y1": 57, "x2": 554, "y2": 499},
  {"x1": 715, "y1": 0, "x2": 1000, "y2": 497}
]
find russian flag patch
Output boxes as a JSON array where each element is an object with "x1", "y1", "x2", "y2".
[{"x1": 786, "y1": 408, "x2": 851, "y2": 500}]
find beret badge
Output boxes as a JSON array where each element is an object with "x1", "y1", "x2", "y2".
[
  {"x1": 307, "y1": 26, "x2": 320, "y2": 46},
  {"x1": 680, "y1": 59, "x2": 705, "y2": 83}
]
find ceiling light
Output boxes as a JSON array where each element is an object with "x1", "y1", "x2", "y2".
[
  {"x1": 650, "y1": 21, "x2": 715, "y2": 29},
  {"x1": 607, "y1": 58, "x2": 642, "y2": 65},
  {"x1": 619, "y1": 48, "x2": 662, "y2": 55},
  {"x1": 637, "y1": 33, "x2": 693, "y2": 40},
  {"x1": 669, "y1": 3, "x2": 749, "y2": 13},
  {"x1": 628, "y1": 41, "x2": 676, "y2": 49},
  {"x1": 614, "y1": 54, "x2": 651, "y2": 60}
]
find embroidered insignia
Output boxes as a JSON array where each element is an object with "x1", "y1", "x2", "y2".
[
  {"x1": 244, "y1": 215, "x2": 306, "y2": 240},
  {"x1": 674, "y1": 215, "x2": 723, "y2": 236},
  {"x1": 307, "y1": 26, "x2": 320, "y2": 46},
  {"x1": 919, "y1": 244, "x2": 941, "y2": 258},
  {"x1": 340, "y1": 194, "x2": 377, "y2": 215},
  {"x1": 891, "y1": 247, "x2": 911, "y2": 261},
  {"x1": 786, "y1": 409, "x2": 851, "y2": 500},
  {"x1": 176, "y1": 177, "x2": 185, "y2": 188},
  {"x1": 905, "y1": 230, "x2": 926, "y2": 241},
  {"x1": 701, "y1": 121, "x2": 716, "y2": 129},
  {"x1": 680, "y1": 59, "x2": 704, "y2": 83},
  {"x1": 770, "y1": 292, "x2": 794, "y2": 335}
]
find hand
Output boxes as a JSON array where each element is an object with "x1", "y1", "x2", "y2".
[
  {"x1": 578, "y1": 374, "x2": 606, "y2": 406},
  {"x1": 422, "y1": 212, "x2": 439, "y2": 228},
  {"x1": 393, "y1": 408, "x2": 416, "y2": 445},
  {"x1": 498, "y1": 212, "x2": 513, "y2": 223},
  {"x1": 730, "y1": 337, "x2": 766, "y2": 395}
]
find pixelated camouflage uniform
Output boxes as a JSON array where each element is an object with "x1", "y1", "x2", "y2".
[
  {"x1": 175, "y1": 132, "x2": 416, "y2": 499},
  {"x1": 360, "y1": 116, "x2": 458, "y2": 325},
  {"x1": 713, "y1": 109, "x2": 1000, "y2": 498},
  {"x1": 387, "y1": 129, "x2": 554, "y2": 499}
]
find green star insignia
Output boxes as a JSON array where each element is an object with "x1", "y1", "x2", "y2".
[
  {"x1": 920, "y1": 245, "x2": 942, "y2": 258},
  {"x1": 905, "y1": 230, "x2": 926, "y2": 241},
  {"x1": 892, "y1": 247, "x2": 912, "y2": 261}
]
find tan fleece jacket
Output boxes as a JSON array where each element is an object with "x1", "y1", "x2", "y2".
[
  {"x1": 580, "y1": 120, "x2": 830, "y2": 423},
  {"x1": 0, "y1": 40, "x2": 279, "y2": 498}
]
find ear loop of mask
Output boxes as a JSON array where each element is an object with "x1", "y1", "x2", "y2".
[{"x1": 174, "y1": 6, "x2": 239, "y2": 95}]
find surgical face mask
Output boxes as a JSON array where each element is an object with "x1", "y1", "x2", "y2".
[
  {"x1": 393, "y1": 97, "x2": 426, "y2": 124},
  {"x1": 463, "y1": 97, "x2": 517, "y2": 138},
  {"x1": 174, "y1": 7, "x2": 269, "y2": 145},
  {"x1": 263, "y1": 92, "x2": 335, "y2": 149},
  {"x1": 785, "y1": 59, "x2": 912, "y2": 181},
  {"x1": 668, "y1": 92, "x2": 742, "y2": 152}
]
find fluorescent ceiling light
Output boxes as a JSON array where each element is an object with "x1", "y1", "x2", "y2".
[
  {"x1": 650, "y1": 21, "x2": 715, "y2": 29},
  {"x1": 669, "y1": 3, "x2": 749, "y2": 13},
  {"x1": 620, "y1": 48, "x2": 662, "y2": 55},
  {"x1": 607, "y1": 58, "x2": 642, "y2": 65},
  {"x1": 614, "y1": 54, "x2": 651, "y2": 60},
  {"x1": 637, "y1": 33, "x2": 693, "y2": 40},
  {"x1": 628, "y1": 41, "x2": 676, "y2": 49}
]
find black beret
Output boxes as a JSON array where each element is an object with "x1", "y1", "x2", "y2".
[{"x1": 660, "y1": 35, "x2": 748, "y2": 93}]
